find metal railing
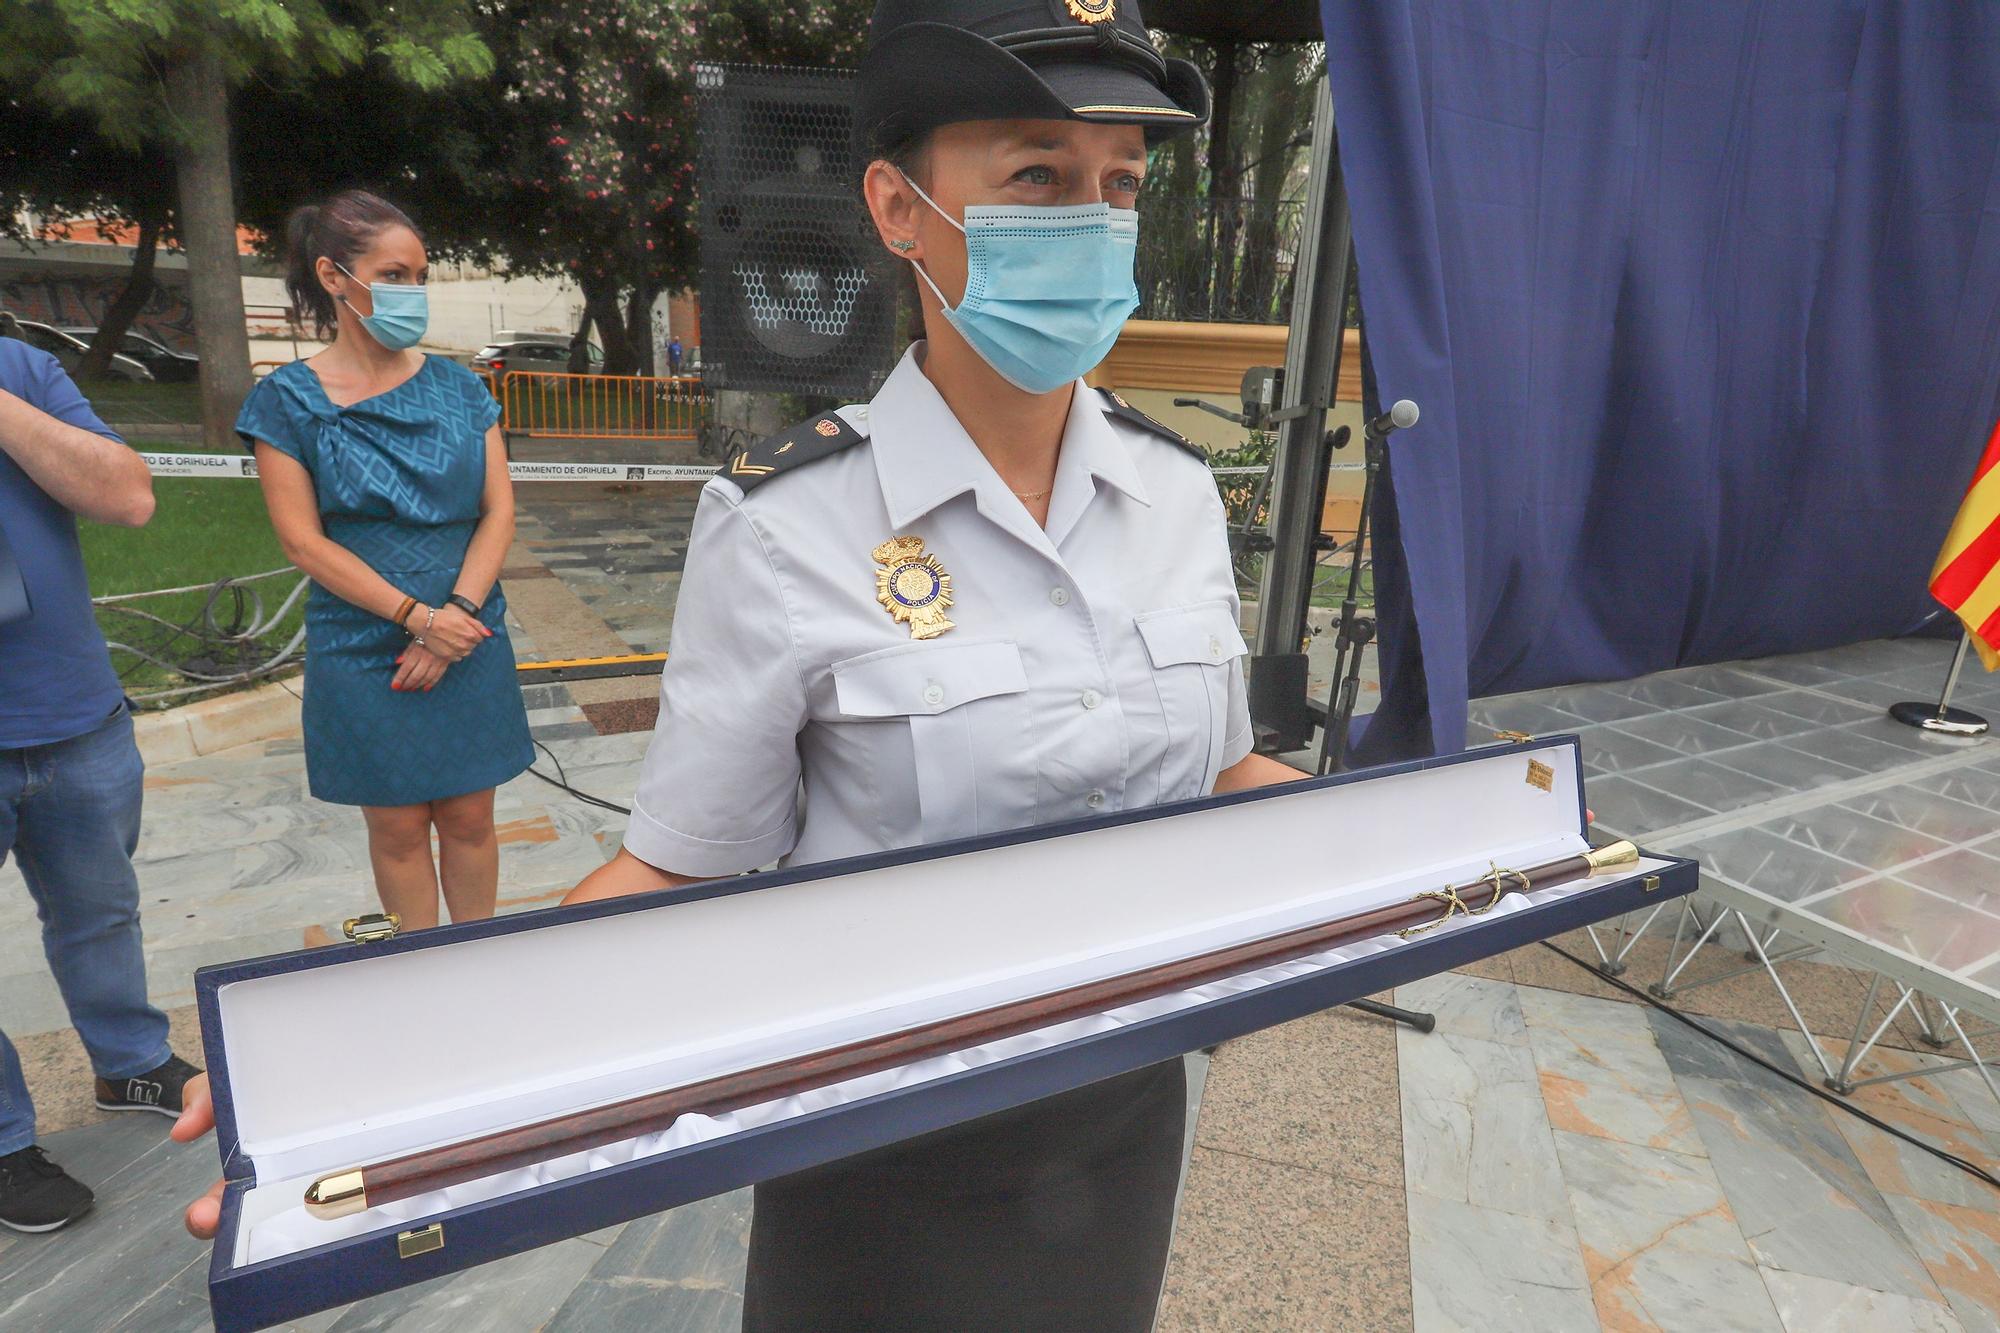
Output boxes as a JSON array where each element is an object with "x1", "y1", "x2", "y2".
[{"x1": 499, "y1": 371, "x2": 709, "y2": 440}]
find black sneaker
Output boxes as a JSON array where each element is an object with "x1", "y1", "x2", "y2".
[
  {"x1": 94, "y1": 1054, "x2": 202, "y2": 1118},
  {"x1": 0, "y1": 1147, "x2": 94, "y2": 1233}
]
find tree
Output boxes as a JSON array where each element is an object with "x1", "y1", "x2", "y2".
[
  {"x1": 0, "y1": 89, "x2": 176, "y2": 380},
  {"x1": 0, "y1": 2, "x2": 493, "y2": 446}
]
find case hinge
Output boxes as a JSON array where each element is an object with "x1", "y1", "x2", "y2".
[
  {"x1": 343, "y1": 912, "x2": 402, "y2": 944},
  {"x1": 398, "y1": 1223, "x2": 445, "y2": 1259},
  {"x1": 1492, "y1": 730, "x2": 1534, "y2": 743}
]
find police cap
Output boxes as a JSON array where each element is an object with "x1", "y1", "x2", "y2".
[{"x1": 857, "y1": 0, "x2": 1210, "y2": 158}]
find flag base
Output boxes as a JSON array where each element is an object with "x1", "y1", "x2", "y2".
[{"x1": 1887, "y1": 700, "x2": 1990, "y2": 736}]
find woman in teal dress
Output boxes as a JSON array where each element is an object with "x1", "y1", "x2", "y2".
[{"x1": 236, "y1": 190, "x2": 532, "y2": 930}]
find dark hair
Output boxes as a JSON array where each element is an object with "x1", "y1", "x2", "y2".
[{"x1": 284, "y1": 190, "x2": 423, "y2": 339}]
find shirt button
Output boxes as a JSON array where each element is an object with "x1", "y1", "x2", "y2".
[
  {"x1": 1080, "y1": 688, "x2": 1102, "y2": 711},
  {"x1": 1049, "y1": 587, "x2": 1070, "y2": 607},
  {"x1": 1086, "y1": 790, "x2": 1106, "y2": 809},
  {"x1": 922, "y1": 682, "x2": 944, "y2": 707},
  {"x1": 1208, "y1": 635, "x2": 1224, "y2": 660}
]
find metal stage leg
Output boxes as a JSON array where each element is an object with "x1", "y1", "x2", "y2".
[
  {"x1": 1346, "y1": 998, "x2": 1436, "y2": 1033},
  {"x1": 1736, "y1": 910, "x2": 1837, "y2": 1083}
]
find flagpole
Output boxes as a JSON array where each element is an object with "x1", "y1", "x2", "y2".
[{"x1": 1888, "y1": 632, "x2": 1990, "y2": 736}]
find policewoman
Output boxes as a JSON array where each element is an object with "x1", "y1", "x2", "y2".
[{"x1": 568, "y1": 1, "x2": 1304, "y2": 1326}]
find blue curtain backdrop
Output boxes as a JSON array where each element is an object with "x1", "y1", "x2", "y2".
[{"x1": 1324, "y1": 1, "x2": 2000, "y2": 764}]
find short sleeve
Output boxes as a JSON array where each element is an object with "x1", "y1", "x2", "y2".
[
  {"x1": 18, "y1": 348, "x2": 123, "y2": 444},
  {"x1": 234, "y1": 375, "x2": 309, "y2": 464},
  {"x1": 470, "y1": 370, "x2": 501, "y2": 433},
  {"x1": 1220, "y1": 656, "x2": 1253, "y2": 769},
  {"x1": 624, "y1": 486, "x2": 809, "y2": 876}
]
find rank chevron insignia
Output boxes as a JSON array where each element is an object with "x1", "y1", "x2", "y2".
[{"x1": 724, "y1": 412, "x2": 869, "y2": 492}]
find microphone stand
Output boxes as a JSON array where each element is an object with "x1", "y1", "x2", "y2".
[{"x1": 1317, "y1": 405, "x2": 1415, "y2": 775}]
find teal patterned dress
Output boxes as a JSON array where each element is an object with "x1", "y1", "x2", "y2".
[{"x1": 234, "y1": 357, "x2": 533, "y2": 807}]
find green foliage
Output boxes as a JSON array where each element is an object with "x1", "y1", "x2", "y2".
[
  {"x1": 0, "y1": 1, "x2": 492, "y2": 148},
  {"x1": 1210, "y1": 429, "x2": 1277, "y2": 529}
]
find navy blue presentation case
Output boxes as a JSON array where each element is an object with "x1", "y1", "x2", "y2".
[{"x1": 197, "y1": 735, "x2": 1695, "y2": 1331}]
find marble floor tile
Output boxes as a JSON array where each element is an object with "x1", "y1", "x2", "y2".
[
  {"x1": 1673, "y1": 825, "x2": 1876, "y2": 904},
  {"x1": 1399, "y1": 1027, "x2": 1571, "y2": 1224},
  {"x1": 544, "y1": 1192, "x2": 749, "y2": 1333},
  {"x1": 1759, "y1": 1268, "x2": 1966, "y2": 1333},
  {"x1": 1407, "y1": 1193, "x2": 1596, "y2": 1333},
  {"x1": 1159, "y1": 1149, "x2": 1412, "y2": 1333},
  {"x1": 1552, "y1": 1129, "x2": 1781, "y2": 1331},
  {"x1": 1772, "y1": 1031, "x2": 2000, "y2": 1216},
  {"x1": 1522, "y1": 989, "x2": 1704, "y2": 1156},
  {"x1": 1649, "y1": 1010, "x2": 1938, "y2": 1298},
  {"x1": 1394, "y1": 971, "x2": 1527, "y2": 1046},
  {"x1": 1883, "y1": 1194, "x2": 2000, "y2": 1333},
  {"x1": 1756, "y1": 803, "x2": 1950, "y2": 873},
  {"x1": 1578, "y1": 773, "x2": 1714, "y2": 838}
]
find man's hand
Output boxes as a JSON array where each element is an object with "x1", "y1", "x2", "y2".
[{"x1": 171, "y1": 1072, "x2": 226, "y2": 1240}]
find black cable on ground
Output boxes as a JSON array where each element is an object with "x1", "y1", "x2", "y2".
[
  {"x1": 1539, "y1": 939, "x2": 2000, "y2": 1193},
  {"x1": 527, "y1": 738, "x2": 632, "y2": 816}
]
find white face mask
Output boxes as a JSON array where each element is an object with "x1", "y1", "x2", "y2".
[{"x1": 899, "y1": 173, "x2": 1141, "y2": 394}]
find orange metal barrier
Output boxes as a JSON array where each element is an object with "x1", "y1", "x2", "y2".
[
  {"x1": 499, "y1": 371, "x2": 708, "y2": 441},
  {"x1": 250, "y1": 360, "x2": 289, "y2": 380}
]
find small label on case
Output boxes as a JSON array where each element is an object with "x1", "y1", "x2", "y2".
[{"x1": 1525, "y1": 759, "x2": 1554, "y2": 792}]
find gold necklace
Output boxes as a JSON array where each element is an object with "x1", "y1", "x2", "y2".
[{"x1": 1012, "y1": 486, "x2": 1052, "y2": 502}]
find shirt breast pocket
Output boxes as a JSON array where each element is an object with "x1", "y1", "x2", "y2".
[
  {"x1": 1135, "y1": 600, "x2": 1248, "y2": 799},
  {"x1": 831, "y1": 639, "x2": 1030, "y2": 844}
]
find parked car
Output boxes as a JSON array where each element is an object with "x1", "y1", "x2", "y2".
[
  {"x1": 11, "y1": 320, "x2": 154, "y2": 382},
  {"x1": 60, "y1": 326, "x2": 200, "y2": 382},
  {"x1": 471, "y1": 335, "x2": 604, "y2": 376}
]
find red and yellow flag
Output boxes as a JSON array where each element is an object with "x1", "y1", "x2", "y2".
[{"x1": 1932, "y1": 416, "x2": 2000, "y2": 671}]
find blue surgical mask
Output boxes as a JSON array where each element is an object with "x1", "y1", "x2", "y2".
[
  {"x1": 901, "y1": 176, "x2": 1140, "y2": 395},
  {"x1": 334, "y1": 263, "x2": 429, "y2": 351}
]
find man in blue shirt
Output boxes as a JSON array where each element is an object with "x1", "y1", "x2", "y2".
[{"x1": 0, "y1": 332, "x2": 203, "y2": 1233}]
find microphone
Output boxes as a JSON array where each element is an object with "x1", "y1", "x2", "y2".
[{"x1": 1365, "y1": 399, "x2": 1420, "y2": 440}]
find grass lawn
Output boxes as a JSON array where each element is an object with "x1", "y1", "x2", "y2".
[
  {"x1": 82, "y1": 457, "x2": 303, "y2": 700},
  {"x1": 82, "y1": 379, "x2": 203, "y2": 427}
]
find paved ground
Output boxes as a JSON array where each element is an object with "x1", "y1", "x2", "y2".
[{"x1": 5, "y1": 468, "x2": 2000, "y2": 1330}]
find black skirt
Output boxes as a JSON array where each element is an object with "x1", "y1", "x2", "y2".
[{"x1": 741, "y1": 1060, "x2": 1189, "y2": 1332}]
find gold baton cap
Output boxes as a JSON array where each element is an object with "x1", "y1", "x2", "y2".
[
  {"x1": 1583, "y1": 840, "x2": 1640, "y2": 873},
  {"x1": 304, "y1": 1169, "x2": 368, "y2": 1220}
]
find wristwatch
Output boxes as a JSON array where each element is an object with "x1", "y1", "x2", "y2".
[{"x1": 446, "y1": 594, "x2": 482, "y2": 618}]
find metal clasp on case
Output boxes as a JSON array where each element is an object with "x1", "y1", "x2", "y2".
[
  {"x1": 342, "y1": 912, "x2": 401, "y2": 944},
  {"x1": 1643, "y1": 875, "x2": 1662, "y2": 893},
  {"x1": 397, "y1": 1223, "x2": 444, "y2": 1259}
]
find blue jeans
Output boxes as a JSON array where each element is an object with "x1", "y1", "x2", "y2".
[{"x1": 0, "y1": 703, "x2": 170, "y2": 1154}]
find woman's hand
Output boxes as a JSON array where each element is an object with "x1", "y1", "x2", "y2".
[
  {"x1": 171, "y1": 1073, "x2": 226, "y2": 1240},
  {"x1": 392, "y1": 642, "x2": 451, "y2": 693},
  {"x1": 414, "y1": 603, "x2": 491, "y2": 662}
]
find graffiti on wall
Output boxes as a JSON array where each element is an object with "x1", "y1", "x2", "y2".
[{"x1": 0, "y1": 267, "x2": 197, "y2": 351}]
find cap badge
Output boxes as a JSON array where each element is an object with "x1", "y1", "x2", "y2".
[
  {"x1": 814, "y1": 418, "x2": 842, "y2": 437},
  {"x1": 1065, "y1": 0, "x2": 1116, "y2": 24},
  {"x1": 873, "y1": 535, "x2": 956, "y2": 640}
]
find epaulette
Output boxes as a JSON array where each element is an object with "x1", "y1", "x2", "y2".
[
  {"x1": 1095, "y1": 388, "x2": 1207, "y2": 463},
  {"x1": 724, "y1": 410, "x2": 870, "y2": 492}
]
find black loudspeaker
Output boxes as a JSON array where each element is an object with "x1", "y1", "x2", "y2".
[{"x1": 696, "y1": 63, "x2": 900, "y2": 400}]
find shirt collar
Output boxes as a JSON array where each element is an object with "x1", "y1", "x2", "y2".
[{"x1": 868, "y1": 345, "x2": 1152, "y2": 536}]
